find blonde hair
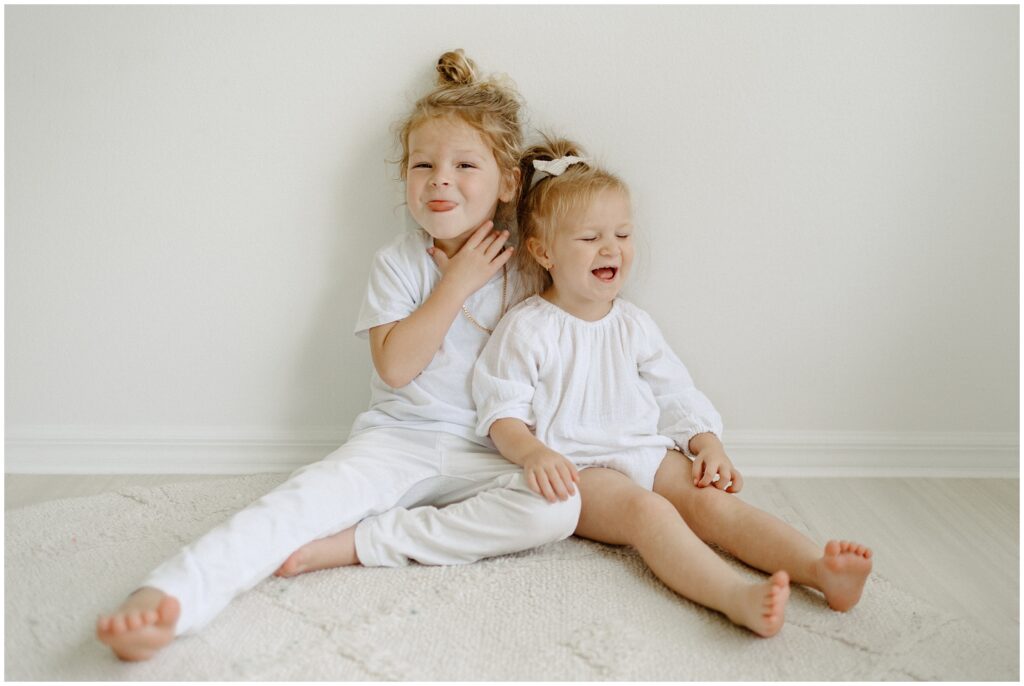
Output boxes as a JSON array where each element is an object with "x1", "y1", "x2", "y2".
[
  {"x1": 516, "y1": 136, "x2": 630, "y2": 297},
  {"x1": 395, "y1": 50, "x2": 524, "y2": 231}
]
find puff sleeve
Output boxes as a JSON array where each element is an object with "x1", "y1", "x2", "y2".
[
  {"x1": 472, "y1": 315, "x2": 540, "y2": 438},
  {"x1": 634, "y1": 310, "x2": 724, "y2": 456}
]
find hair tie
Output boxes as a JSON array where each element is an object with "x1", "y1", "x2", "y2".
[{"x1": 530, "y1": 155, "x2": 587, "y2": 188}]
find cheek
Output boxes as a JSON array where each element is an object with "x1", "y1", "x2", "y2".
[{"x1": 405, "y1": 177, "x2": 422, "y2": 202}]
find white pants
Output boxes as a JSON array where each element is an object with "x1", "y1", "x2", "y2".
[{"x1": 141, "y1": 427, "x2": 580, "y2": 635}]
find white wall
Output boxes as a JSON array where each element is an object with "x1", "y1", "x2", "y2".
[{"x1": 6, "y1": 5, "x2": 1018, "y2": 475}]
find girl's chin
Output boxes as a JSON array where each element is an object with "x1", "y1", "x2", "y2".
[{"x1": 422, "y1": 223, "x2": 481, "y2": 243}]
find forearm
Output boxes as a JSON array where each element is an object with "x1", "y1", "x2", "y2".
[
  {"x1": 489, "y1": 418, "x2": 548, "y2": 468},
  {"x1": 372, "y1": 280, "x2": 468, "y2": 387}
]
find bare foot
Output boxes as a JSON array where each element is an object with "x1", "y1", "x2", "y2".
[
  {"x1": 814, "y1": 539, "x2": 873, "y2": 611},
  {"x1": 96, "y1": 587, "x2": 179, "y2": 661},
  {"x1": 274, "y1": 526, "x2": 360, "y2": 578},
  {"x1": 725, "y1": 570, "x2": 790, "y2": 637}
]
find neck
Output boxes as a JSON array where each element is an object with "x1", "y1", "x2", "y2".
[
  {"x1": 432, "y1": 235, "x2": 469, "y2": 259},
  {"x1": 541, "y1": 288, "x2": 614, "y2": 322},
  {"x1": 430, "y1": 221, "x2": 490, "y2": 259}
]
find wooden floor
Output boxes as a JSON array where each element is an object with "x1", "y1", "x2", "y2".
[{"x1": 5, "y1": 474, "x2": 1019, "y2": 655}]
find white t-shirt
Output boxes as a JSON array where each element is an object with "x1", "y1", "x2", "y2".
[
  {"x1": 350, "y1": 228, "x2": 519, "y2": 447},
  {"x1": 473, "y1": 295, "x2": 723, "y2": 469}
]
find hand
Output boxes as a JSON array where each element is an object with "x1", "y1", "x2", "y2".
[
  {"x1": 521, "y1": 446, "x2": 579, "y2": 503},
  {"x1": 688, "y1": 433, "x2": 743, "y2": 493},
  {"x1": 427, "y1": 220, "x2": 513, "y2": 299}
]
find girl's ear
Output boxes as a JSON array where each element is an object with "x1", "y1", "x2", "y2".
[
  {"x1": 499, "y1": 167, "x2": 521, "y2": 204},
  {"x1": 526, "y1": 237, "x2": 552, "y2": 270}
]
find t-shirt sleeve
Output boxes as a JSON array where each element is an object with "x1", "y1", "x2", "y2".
[
  {"x1": 472, "y1": 316, "x2": 539, "y2": 438},
  {"x1": 354, "y1": 244, "x2": 422, "y2": 339},
  {"x1": 635, "y1": 310, "x2": 724, "y2": 456}
]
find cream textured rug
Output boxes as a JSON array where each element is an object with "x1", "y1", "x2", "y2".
[{"x1": 5, "y1": 474, "x2": 1016, "y2": 681}]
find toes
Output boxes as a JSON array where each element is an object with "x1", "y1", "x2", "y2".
[
  {"x1": 126, "y1": 612, "x2": 142, "y2": 631},
  {"x1": 143, "y1": 609, "x2": 158, "y2": 624},
  {"x1": 824, "y1": 540, "x2": 840, "y2": 557},
  {"x1": 97, "y1": 615, "x2": 111, "y2": 634},
  {"x1": 111, "y1": 615, "x2": 127, "y2": 634},
  {"x1": 156, "y1": 596, "x2": 181, "y2": 627}
]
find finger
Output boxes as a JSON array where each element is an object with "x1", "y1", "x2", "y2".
[
  {"x1": 483, "y1": 230, "x2": 510, "y2": 258},
  {"x1": 465, "y1": 220, "x2": 495, "y2": 249},
  {"x1": 728, "y1": 469, "x2": 744, "y2": 493},
  {"x1": 714, "y1": 466, "x2": 732, "y2": 490},
  {"x1": 691, "y1": 456, "x2": 704, "y2": 484},
  {"x1": 698, "y1": 463, "x2": 716, "y2": 487},
  {"x1": 427, "y1": 246, "x2": 448, "y2": 271},
  {"x1": 476, "y1": 230, "x2": 499, "y2": 253},
  {"x1": 535, "y1": 470, "x2": 557, "y2": 503},
  {"x1": 546, "y1": 466, "x2": 569, "y2": 500},
  {"x1": 568, "y1": 462, "x2": 580, "y2": 483},
  {"x1": 525, "y1": 469, "x2": 542, "y2": 497},
  {"x1": 490, "y1": 244, "x2": 515, "y2": 269},
  {"x1": 557, "y1": 463, "x2": 577, "y2": 495}
]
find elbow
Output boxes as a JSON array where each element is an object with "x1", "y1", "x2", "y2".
[
  {"x1": 372, "y1": 351, "x2": 415, "y2": 388},
  {"x1": 378, "y1": 368, "x2": 414, "y2": 389}
]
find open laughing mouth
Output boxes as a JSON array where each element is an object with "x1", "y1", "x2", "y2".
[{"x1": 592, "y1": 267, "x2": 618, "y2": 282}]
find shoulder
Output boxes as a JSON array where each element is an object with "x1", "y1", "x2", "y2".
[
  {"x1": 493, "y1": 295, "x2": 554, "y2": 342},
  {"x1": 613, "y1": 298, "x2": 658, "y2": 330},
  {"x1": 371, "y1": 229, "x2": 432, "y2": 268}
]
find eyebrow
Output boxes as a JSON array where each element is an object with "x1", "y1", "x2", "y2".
[
  {"x1": 575, "y1": 222, "x2": 634, "y2": 232},
  {"x1": 409, "y1": 148, "x2": 486, "y2": 157}
]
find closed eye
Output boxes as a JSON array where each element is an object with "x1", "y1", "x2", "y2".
[
  {"x1": 410, "y1": 162, "x2": 431, "y2": 169},
  {"x1": 457, "y1": 162, "x2": 478, "y2": 169}
]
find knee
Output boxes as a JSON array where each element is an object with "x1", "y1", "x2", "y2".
[
  {"x1": 528, "y1": 489, "x2": 582, "y2": 544},
  {"x1": 682, "y1": 483, "x2": 732, "y2": 527},
  {"x1": 622, "y1": 491, "x2": 678, "y2": 536}
]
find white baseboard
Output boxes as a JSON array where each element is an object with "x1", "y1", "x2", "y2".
[{"x1": 4, "y1": 425, "x2": 1019, "y2": 478}]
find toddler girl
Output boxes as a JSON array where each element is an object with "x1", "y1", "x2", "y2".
[
  {"x1": 96, "y1": 51, "x2": 580, "y2": 661},
  {"x1": 473, "y1": 137, "x2": 873, "y2": 637}
]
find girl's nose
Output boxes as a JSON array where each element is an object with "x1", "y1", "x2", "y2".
[{"x1": 430, "y1": 174, "x2": 450, "y2": 187}]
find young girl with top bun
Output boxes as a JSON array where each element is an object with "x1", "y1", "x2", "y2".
[
  {"x1": 473, "y1": 137, "x2": 873, "y2": 637},
  {"x1": 96, "y1": 51, "x2": 581, "y2": 661}
]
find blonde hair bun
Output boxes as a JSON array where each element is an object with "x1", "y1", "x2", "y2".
[{"x1": 435, "y1": 49, "x2": 478, "y2": 87}]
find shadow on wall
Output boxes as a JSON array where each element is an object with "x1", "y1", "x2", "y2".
[{"x1": 285, "y1": 129, "x2": 402, "y2": 434}]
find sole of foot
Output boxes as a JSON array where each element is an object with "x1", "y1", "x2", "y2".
[
  {"x1": 819, "y1": 539, "x2": 873, "y2": 612},
  {"x1": 96, "y1": 590, "x2": 180, "y2": 661},
  {"x1": 729, "y1": 570, "x2": 790, "y2": 638}
]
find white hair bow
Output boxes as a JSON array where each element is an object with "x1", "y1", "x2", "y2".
[{"x1": 532, "y1": 155, "x2": 587, "y2": 177}]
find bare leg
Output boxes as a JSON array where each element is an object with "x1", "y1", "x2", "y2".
[
  {"x1": 576, "y1": 468, "x2": 789, "y2": 637},
  {"x1": 274, "y1": 525, "x2": 360, "y2": 578},
  {"x1": 96, "y1": 587, "x2": 179, "y2": 661},
  {"x1": 653, "y1": 451, "x2": 872, "y2": 611}
]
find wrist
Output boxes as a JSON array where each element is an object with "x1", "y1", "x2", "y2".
[
  {"x1": 432, "y1": 277, "x2": 473, "y2": 309},
  {"x1": 688, "y1": 432, "x2": 720, "y2": 455}
]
